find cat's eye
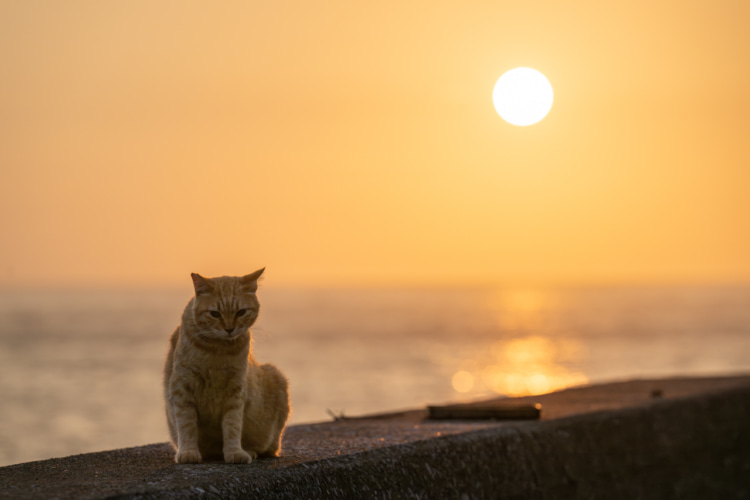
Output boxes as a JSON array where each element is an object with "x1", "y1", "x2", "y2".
[
  {"x1": 236, "y1": 309, "x2": 248, "y2": 317},
  {"x1": 209, "y1": 310, "x2": 221, "y2": 318}
]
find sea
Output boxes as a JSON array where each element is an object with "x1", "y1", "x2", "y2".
[{"x1": 1, "y1": 284, "x2": 749, "y2": 467}]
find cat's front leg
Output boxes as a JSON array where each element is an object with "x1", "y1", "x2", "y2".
[
  {"x1": 222, "y1": 404, "x2": 252, "y2": 464},
  {"x1": 173, "y1": 403, "x2": 202, "y2": 464}
]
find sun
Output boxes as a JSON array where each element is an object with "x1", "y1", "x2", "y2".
[{"x1": 492, "y1": 67, "x2": 553, "y2": 126}]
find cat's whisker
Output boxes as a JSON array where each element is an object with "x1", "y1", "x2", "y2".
[{"x1": 251, "y1": 326, "x2": 272, "y2": 341}]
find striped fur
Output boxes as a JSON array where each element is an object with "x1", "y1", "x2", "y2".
[{"x1": 163, "y1": 269, "x2": 290, "y2": 464}]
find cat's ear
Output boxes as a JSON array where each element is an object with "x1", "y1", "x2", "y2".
[
  {"x1": 191, "y1": 273, "x2": 212, "y2": 296},
  {"x1": 240, "y1": 268, "x2": 265, "y2": 293}
]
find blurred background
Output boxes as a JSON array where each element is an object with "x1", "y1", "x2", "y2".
[{"x1": 1, "y1": 0, "x2": 749, "y2": 466}]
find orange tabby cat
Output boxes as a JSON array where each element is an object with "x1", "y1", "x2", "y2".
[{"x1": 163, "y1": 269, "x2": 290, "y2": 464}]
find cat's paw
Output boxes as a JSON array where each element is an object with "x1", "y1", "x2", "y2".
[
  {"x1": 224, "y1": 448, "x2": 253, "y2": 464},
  {"x1": 175, "y1": 449, "x2": 202, "y2": 464}
]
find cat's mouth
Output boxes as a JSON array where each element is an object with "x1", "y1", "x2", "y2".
[
  {"x1": 201, "y1": 330, "x2": 244, "y2": 340},
  {"x1": 222, "y1": 330, "x2": 246, "y2": 340}
]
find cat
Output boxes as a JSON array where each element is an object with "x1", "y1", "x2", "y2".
[{"x1": 163, "y1": 268, "x2": 290, "y2": 464}]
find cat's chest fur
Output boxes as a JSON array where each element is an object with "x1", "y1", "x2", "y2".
[
  {"x1": 196, "y1": 366, "x2": 246, "y2": 420},
  {"x1": 193, "y1": 365, "x2": 245, "y2": 394},
  {"x1": 174, "y1": 336, "x2": 248, "y2": 411}
]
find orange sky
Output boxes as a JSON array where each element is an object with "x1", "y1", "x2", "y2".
[{"x1": 1, "y1": 1, "x2": 749, "y2": 287}]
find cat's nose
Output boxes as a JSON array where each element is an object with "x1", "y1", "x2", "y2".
[{"x1": 224, "y1": 328, "x2": 234, "y2": 334}]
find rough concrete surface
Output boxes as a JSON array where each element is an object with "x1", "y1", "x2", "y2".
[{"x1": 1, "y1": 375, "x2": 749, "y2": 499}]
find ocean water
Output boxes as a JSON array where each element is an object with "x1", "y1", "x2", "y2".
[{"x1": 1, "y1": 284, "x2": 749, "y2": 467}]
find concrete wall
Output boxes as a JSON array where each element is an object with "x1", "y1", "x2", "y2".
[{"x1": 1, "y1": 380, "x2": 748, "y2": 499}]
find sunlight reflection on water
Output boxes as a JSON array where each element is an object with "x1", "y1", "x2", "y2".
[
  {"x1": 446, "y1": 289, "x2": 588, "y2": 397},
  {"x1": 1, "y1": 285, "x2": 749, "y2": 466}
]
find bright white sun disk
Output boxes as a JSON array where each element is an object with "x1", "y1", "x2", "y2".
[{"x1": 492, "y1": 67, "x2": 553, "y2": 126}]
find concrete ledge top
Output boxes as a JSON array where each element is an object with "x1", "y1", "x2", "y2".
[{"x1": 2, "y1": 375, "x2": 749, "y2": 499}]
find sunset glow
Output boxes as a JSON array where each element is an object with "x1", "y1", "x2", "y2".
[{"x1": 1, "y1": 1, "x2": 749, "y2": 288}]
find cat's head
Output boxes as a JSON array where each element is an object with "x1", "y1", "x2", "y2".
[{"x1": 189, "y1": 268, "x2": 265, "y2": 339}]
